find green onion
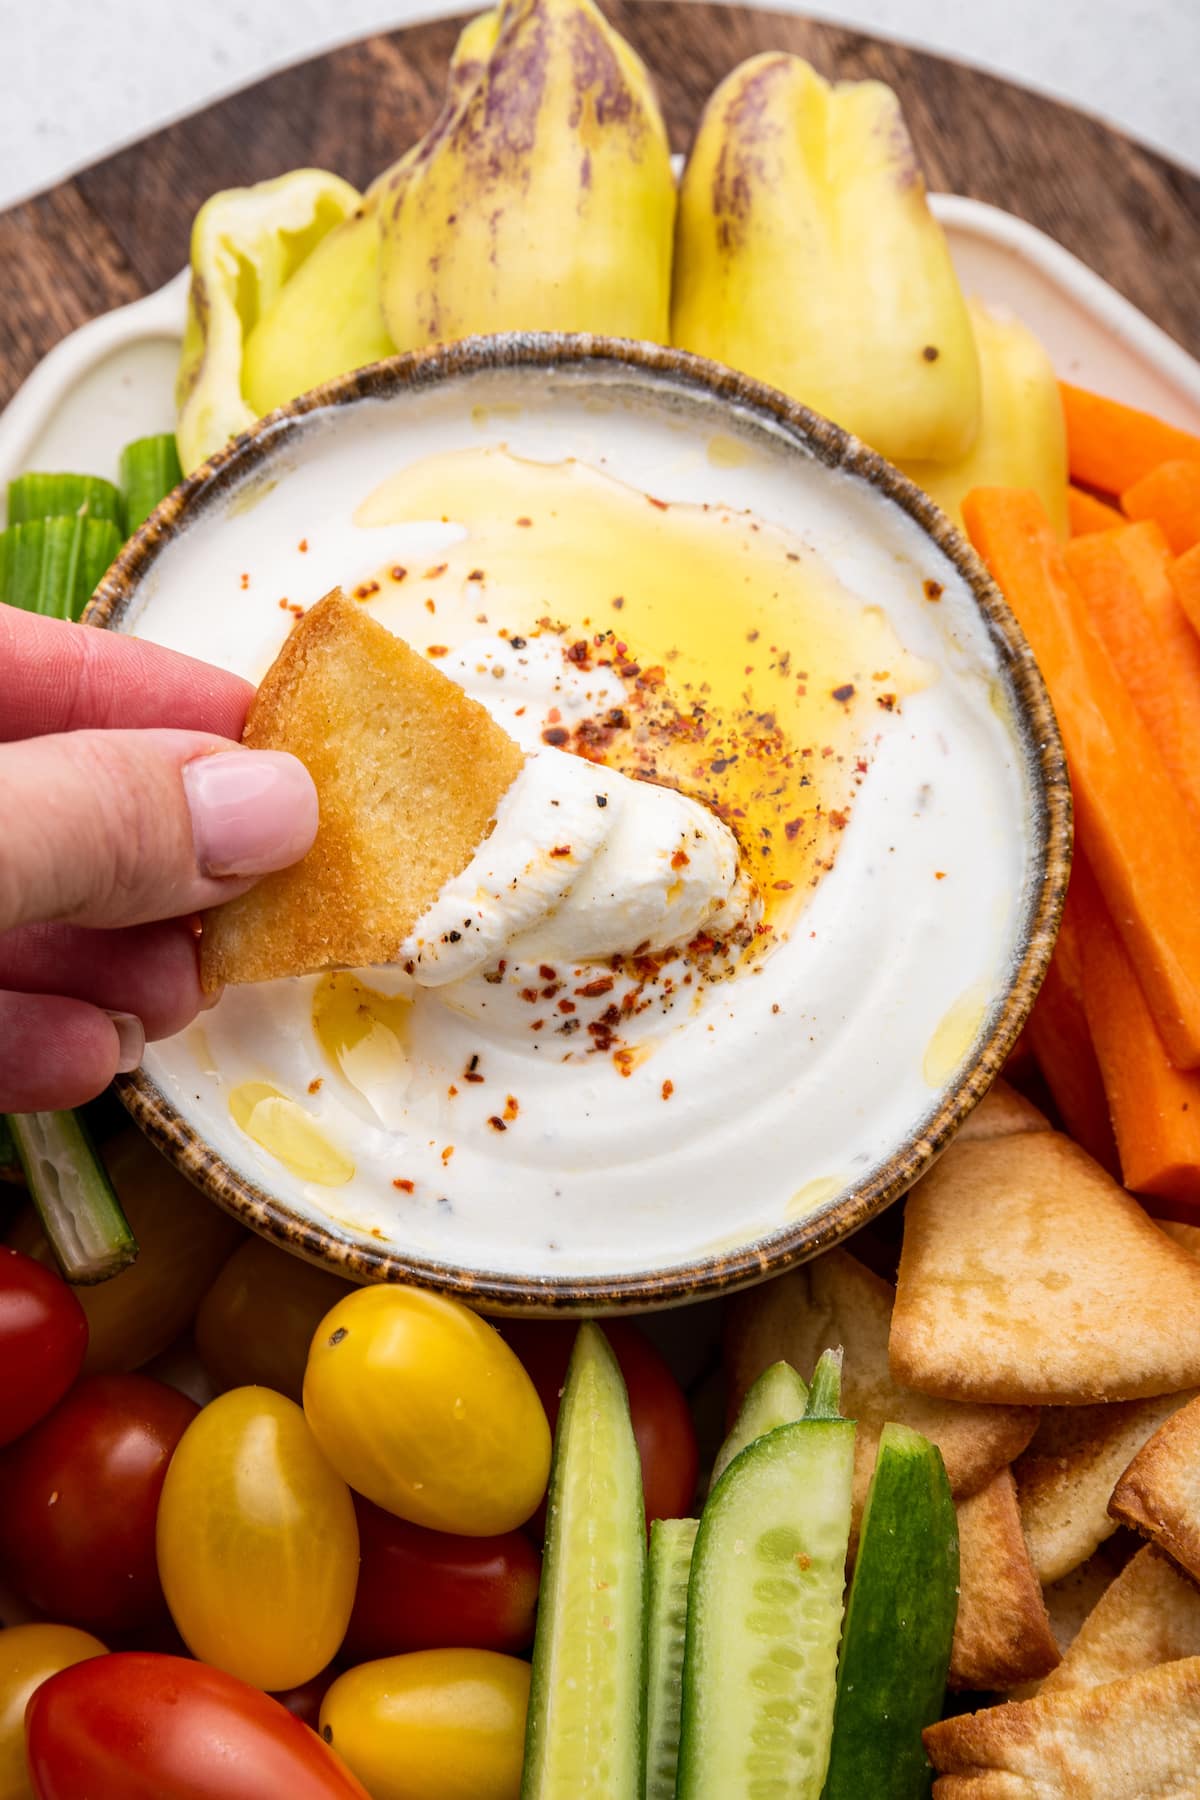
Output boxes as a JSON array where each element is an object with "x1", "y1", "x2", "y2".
[
  {"x1": 0, "y1": 516, "x2": 123, "y2": 620},
  {"x1": 8, "y1": 1112, "x2": 137, "y2": 1282},
  {"x1": 6, "y1": 472, "x2": 124, "y2": 532},
  {"x1": 120, "y1": 434, "x2": 183, "y2": 532}
]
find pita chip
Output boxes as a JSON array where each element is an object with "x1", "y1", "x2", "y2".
[
  {"x1": 1041, "y1": 1542, "x2": 1132, "y2": 1659},
  {"x1": 1016, "y1": 1392, "x2": 1197, "y2": 1583},
  {"x1": 955, "y1": 1079, "x2": 1052, "y2": 1144},
  {"x1": 201, "y1": 591, "x2": 525, "y2": 988},
  {"x1": 1110, "y1": 1393, "x2": 1200, "y2": 1581},
  {"x1": 1039, "y1": 1545, "x2": 1200, "y2": 1696},
  {"x1": 726, "y1": 1249, "x2": 1038, "y2": 1531},
  {"x1": 925, "y1": 1657, "x2": 1200, "y2": 1797},
  {"x1": 890, "y1": 1129, "x2": 1200, "y2": 1404},
  {"x1": 949, "y1": 1468, "x2": 1060, "y2": 1692}
]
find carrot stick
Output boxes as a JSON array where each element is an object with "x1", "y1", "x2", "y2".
[
  {"x1": 1072, "y1": 850, "x2": 1200, "y2": 1207},
  {"x1": 1068, "y1": 485, "x2": 1123, "y2": 536},
  {"x1": 1121, "y1": 459, "x2": 1200, "y2": 557},
  {"x1": 963, "y1": 485, "x2": 1200, "y2": 1069},
  {"x1": 1170, "y1": 542, "x2": 1200, "y2": 640},
  {"x1": 1024, "y1": 874, "x2": 1119, "y2": 1173},
  {"x1": 1064, "y1": 528, "x2": 1200, "y2": 819},
  {"x1": 1110, "y1": 522, "x2": 1200, "y2": 816},
  {"x1": 1059, "y1": 383, "x2": 1200, "y2": 495}
]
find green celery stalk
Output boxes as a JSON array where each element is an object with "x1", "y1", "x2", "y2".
[
  {"x1": 6, "y1": 472, "x2": 124, "y2": 531},
  {"x1": 120, "y1": 435, "x2": 184, "y2": 531},
  {"x1": 0, "y1": 517, "x2": 122, "y2": 620},
  {"x1": 8, "y1": 1112, "x2": 137, "y2": 1282}
]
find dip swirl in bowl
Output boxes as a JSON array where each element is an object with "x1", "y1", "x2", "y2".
[{"x1": 91, "y1": 342, "x2": 1067, "y2": 1307}]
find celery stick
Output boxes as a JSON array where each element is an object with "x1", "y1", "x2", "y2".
[
  {"x1": 0, "y1": 517, "x2": 122, "y2": 620},
  {"x1": 120, "y1": 434, "x2": 183, "y2": 531},
  {"x1": 6, "y1": 473, "x2": 124, "y2": 531},
  {"x1": 8, "y1": 1112, "x2": 137, "y2": 1282},
  {"x1": 806, "y1": 1347, "x2": 845, "y2": 1419}
]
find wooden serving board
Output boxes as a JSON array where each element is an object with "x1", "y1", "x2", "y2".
[{"x1": 2, "y1": 1, "x2": 1198, "y2": 412}]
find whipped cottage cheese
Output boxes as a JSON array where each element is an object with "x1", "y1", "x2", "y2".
[{"x1": 117, "y1": 371, "x2": 1034, "y2": 1280}]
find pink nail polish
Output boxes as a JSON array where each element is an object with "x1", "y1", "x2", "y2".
[
  {"x1": 105, "y1": 1011, "x2": 145, "y2": 1074},
  {"x1": 183, "y1": 750, "x2": 319, "y2": 879}
]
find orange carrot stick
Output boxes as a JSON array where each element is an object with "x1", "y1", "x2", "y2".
[
  {"x1": 1064, "y1": 528, "x2": 1200, "y2": 820},
  {"x1": 963, "y1": 485, "x2": 1200, "y2": 1069},
  {"x1": 1059, "y1": 383, "x2": 1200, "y2": 495},
  {"x1": 1068, "y1": 485, "x2": 1123, "y2": 536},
  {"x1": 1024, "y1": 874, "x2": 1119, "y2": 1173},
  {"x1": 1170, "y1": 542, "x2": 1200, "y2": 640},
  {"x1": 1121, "y1": 460, "x2": 1200, "y2": 557},
  {"x1": 1110, "y1": 523, "x2": 1200, "y2": 813},
  {"x1": 1072, "y1": 850, "x2": 1200, "y2": 1207}
]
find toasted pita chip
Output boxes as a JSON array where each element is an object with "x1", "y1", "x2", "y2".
[
  {"x1": 949, "y1": 1468, "x2": 1060, "y2": 1692},
  {"x1": 926, "y1": 1657, "x2": 1200, "y2": 1797},
  {"x1": 890, "y1": 1130, "x2": 1200, "y2": 1404},
  {"x1": 1016, "y1": 1392, "x2": 1197, "y2": 1583},
  {"x1": 726, "y1": 1250, "x2": 1037, "y2": 1533},
  {"x1": 1159, "y1": 1220, "x2": 1200, "y2": 1260},
  {"x1": 956, "y1": 1079, "x2": 1052, "y2": 1143},
  {"x1": 201, "y1": 591, "x2": 525, "y2": 988},
  {"x1": 1110, "y1": 1394, "x2": 1200, "y2": 1582},
  {"x1": 1039, "y1": 1546, "x2": 1200, "y2": 1696},
  {"x1": 1041, "y1": 1541, "x2": 1133, "y2": 1658}
]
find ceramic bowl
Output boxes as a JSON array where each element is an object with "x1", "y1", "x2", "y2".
[{"x1": 87, "y1": 335, "x2": 1069, "y2": 1313}]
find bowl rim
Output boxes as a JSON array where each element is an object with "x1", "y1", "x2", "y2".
[{"x1": 87, "y1": 332, "x2": 1071, "y2": 1313}]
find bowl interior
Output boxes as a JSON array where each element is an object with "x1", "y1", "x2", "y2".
[{"x1": 91, "y1": 339, "x2": 1067, "y2": 1311}]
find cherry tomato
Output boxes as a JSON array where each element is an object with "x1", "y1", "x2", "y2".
[
  {"x1": 0, "y1": 1624, "x2": 106, "y2": 1800},
  {"x1": 7, "y1": 1135, "x2": 242, "y2": 1375},
  {"x1": 303, "y1": 1287, "x2": 550, "y2": 1535},
  {"x1": 0, "y1": 1375, "x2": 198, "y2": 1634},
  {"x1": 156, "y1": 1388, "x2": 358, "y2": 1691},
  {"x1": 0, "y1": 1249, "x2": 87, "y2": 1447},
  {"x1": 343, "y1": 1498, "x2": 541, "y2": 1662},
  {"x1": 195, "y1": 1236, "x2": 354, "y2": 1404},
  {"x1": 25, "y1": 1653, "x2": 370, "y2": 1799},
  {"x1": 503, "y1": 1320, "x2": 699, "y2": 1526},
  {"x1": 320, "y1": 1649, "x2": 529, "y2": 1800}
]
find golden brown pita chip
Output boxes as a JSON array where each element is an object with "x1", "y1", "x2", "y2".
[
  {"x1": 1041, "y1": 1542, "x2": 1133, "y2": 1659},
  {"x1": 1016, "y1": 1393, "x2": 1197, "y2": 1583},
  {"x1": 1039, "y1": 1546, "x2": 1200, "y2": 1696},
  {"x1": 890, "y1": 1130, "x2": 1200, "y2": 1404},
  {"x1": 726, "y1": 1250, "x2": 1037, "y2": 1534},
  {"x1": 926, "y1": 1657, "x2": 1200, "y2": 1797},
  {"x1": 201, "y1": 591, "x2": 525, "y2": 988},
  {"x1": 1159, "y1": 1220, "x2": 1200, "y2": 1260},
  {"x1": 949, "y1": 1468, "x2": 1060, "y2": 1692},
  {"x1": 956, "y1": 1079, "x2": 1052, "y2": 1144},
  {"x1": 1110, "y1": 1394, "x2": 1200, "y2": 1581}
]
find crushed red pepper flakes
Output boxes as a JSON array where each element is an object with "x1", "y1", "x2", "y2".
[
  {"x1": 427, "y1": 645, "x2": 449, "y2": 658},
  {"x1": 549, "y1": 845, "x2": 573, "y2": 858},
  {"x1": 239, "y1": 572, "x2": 250, "y2": 590},
  {"x1": 576, "y1": 976, "x2": 615, "y2": 998},
  {"x1": 307, "y1": 1078, "x2": 323, "y2": 1095},
  {"x1": 538, "y1": 965, "x2": 557, "y2": 981},
  {"x1": 515, "y1": 516, "x2": 532, "y2": 528},
  {"x1": 297, "y1": 539, "x2": 309, "y2": 553},
  {"x1": 442, "y1": 1146, "x2": 455, "y2": 1164},
  {"x1": 558, "y1": 999, "x2": 576, "y2": 1015},
  {"x1": 662, "y1": 1079, "x2": 674, "y2": 1100},
  {"x1": 447, "y1": 1084, "x2": 459, "y2": 1097},
  {"x1": 935, "y1": 870, "x2": 947, "y2": 880},
  {"x1": 503, "y1": 1095, "x2": 520, "y2": 1122},
  {"x1": 424, "y1": 564, "x2": 448, "y2": 579},
  {"x1": 488, "y1": 1116, "x2": 508, "y2": 1132},
  {"x1": 390, "y1": 566, "x2": 407, "y2": 582},
  {"x1": 670, "y1": 849, "x2": 690, "y2": 870},
  {"x1": 923, "y1": 578, "x2": 944, "y2": 601},
  {"x1": 353, "y1": 580, "x2": 380, "y2": 600},
  {"x1": 425, "y1": 598, "x2": 436, "y2": 614},
  {"x1": 392, "y1": 1178, "x2": 415, "y2": 1193}
]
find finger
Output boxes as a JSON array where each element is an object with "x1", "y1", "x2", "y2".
[
  {"x1": 0, "y1": 729, "x2": 318, "y2": 935},
  {"x1": 0, "y1": 992, "x2": 142, "y2": 1112},
  {"x1": 0, "y1": 608, "x2": 253, "y2": 742},
  {"x1": 0, "y1": 919, "x2": 211, "y2": 1041}
]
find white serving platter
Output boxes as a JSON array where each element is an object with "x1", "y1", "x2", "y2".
[{"x1": 2, "y1": 195, "x2": 1199, "y2": 514}]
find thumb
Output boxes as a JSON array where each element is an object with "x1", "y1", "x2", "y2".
[{"x1": 0, "y1": 728, "x2": 318, "y2": 934}]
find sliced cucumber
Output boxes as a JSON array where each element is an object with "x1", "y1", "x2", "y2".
[
  {"x1": 645, "y1": 1517, "x2": 699, "y2": 1800},
  {"x1": 711, "y1": 1360, "x2": 809, "y2": 1490},
  {"x1": 521, "y1": 1322, "x2": 646, "y2": 1799},
  {"x1": 677, "y1": 1416, "x2": 856, "y2": 1800},
  {"x1": 8, "y1": 1112, "x2": 137, "y2": 1282},
  {"x1": 822, "y1": 1423, "x2": 958, "y2": 1800}
]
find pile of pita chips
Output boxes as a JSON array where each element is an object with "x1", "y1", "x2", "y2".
[
  {"x1": 949, "y1": 1469, "x2": 1060, "y2": 1692},
  {"x1": 1111, "y1": 1394, "x2": 1200, "y2": 1580},
  {"x1": 1039, "y1": 1546, "x2": 1200, "y2": 1696},
  {"x1": 890, "y1": 1121, "x2": 1200, "y2": 1405},
  {"x1": 201, "y1": 590, "x2": 525, "y2": 987}
]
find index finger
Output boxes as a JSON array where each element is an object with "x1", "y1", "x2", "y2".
[{"x1": 0, "y1": 606, "x2": 253, "y2": 742}]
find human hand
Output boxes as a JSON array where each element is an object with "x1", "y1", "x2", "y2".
[{"x1": 0, "y1": 608, "x2": 318, "y2": 1112}]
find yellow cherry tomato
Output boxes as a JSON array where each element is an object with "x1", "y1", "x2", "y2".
[
  {"x1": 319, "y1": 1649, "x2": 529, "y2": 1800},
  {"x1": 303, "y1": 1287, "x2": 551, "y2": 1535},
  {"x1": 195, "y1": 1237, "x2": 355, "y2": 1404},
  {"x1": 0, "y1": 1624, "x2": 106, "y2": 1800},
  {"x1": 156, "y1": 1387, "x2": 358, "y2": 1690}
]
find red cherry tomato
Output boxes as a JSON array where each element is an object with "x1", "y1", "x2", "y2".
[
  {"x1": 25, "y1": 1652, "x2": 370, "y2": 1799},
  {"x1": 342, "y1": 1496, "x2": 542, "y2": 1663},
  {"x1": 502, "y1": 1319, "x2": 698, "y2": 1527},
  {"x1": 0, "y1": 1246, "x2": 87, "y2": 1446},
  {"x1": 0, "y1": 1374, "x2": 198, "y2": 1633}
]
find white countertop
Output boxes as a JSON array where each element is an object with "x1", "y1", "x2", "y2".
[{"x1": 4, "y1": 0, "x2": 1198, "y2": 212}]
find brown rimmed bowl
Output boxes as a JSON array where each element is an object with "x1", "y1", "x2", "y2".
[{"x1": 87, "y1": 335, "x2": 1070, "y2": 1314}]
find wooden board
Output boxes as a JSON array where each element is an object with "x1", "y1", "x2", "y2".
[{"x1": 2, "y1": 1, "x2": 1198, "y2": 412}]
